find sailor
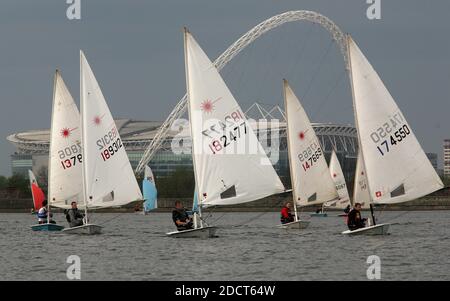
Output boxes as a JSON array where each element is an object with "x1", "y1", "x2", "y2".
[
  {"x1": 172, "y1": 201, "x2": 193, "y2": 231},
  {"x1": 280, "y1": 202, "x2": 295, "y2": 224},
  {"x1": 65, "y1": 201, "x2": 85, "y2": 228},
  {"x1": 344, "y1": 204, "x2": 351, "y2": 214},
  {"x1": 37, "y1": 200, "x2": 55, "y2": 224},
  {"x1": 347, "y1": 202, "x2": 367, "y2": 231}
]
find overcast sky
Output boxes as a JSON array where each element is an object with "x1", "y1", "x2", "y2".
[{"x1": 0, "y1": 0, "x2": 449, "y2": 176}]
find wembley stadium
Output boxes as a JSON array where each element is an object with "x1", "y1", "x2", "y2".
[{"x1": 7, "y1": 104, "x2": 358, "y2": 187}]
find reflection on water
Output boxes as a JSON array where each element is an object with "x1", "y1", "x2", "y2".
[{"x1": 0, "y1": 211, "x2": 449, "y2": 280}]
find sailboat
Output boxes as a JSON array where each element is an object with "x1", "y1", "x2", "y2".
[
  {"x1": 31, "y1": 70, "x2": 83, "y2": 232},
  {"x1": 318, "y1": 150, "x2": 352, "y2": 217},
  {"x1": 166, "y1": 29, "x2": 286, "y2": 238},
  {"x1": 62, "y1": 51, "x2": 143, "y2": 234},
  {"x1": 29, "y1": 170, "x2": 45, "y2": 214},
  {"x1": 29, "y1": 169, "x2": 64, "y2": 231},
  {"x1": 47, "y1": 70, "x2": 83, "y2": 212},
  {"x1": 343, "y1": 35, "x2": 444, "y2": 235},
  {"x1": 283, "y1": 79, "x2": 339, "y2": 228},
  {"x1": 142, "y1": 165, "x2": 158, "y2": 214}
]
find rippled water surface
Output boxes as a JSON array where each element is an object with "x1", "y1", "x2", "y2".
[{"x1": 0, "y1": 211, "x2": 449, "y2": 280}]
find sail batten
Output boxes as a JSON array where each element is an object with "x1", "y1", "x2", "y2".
[
  {"x1": 184, "y1": 30, "x2": 285, "y2": 207},
  {"x1": 348, "y1": 36, "x2": 443, "y2": 204}
]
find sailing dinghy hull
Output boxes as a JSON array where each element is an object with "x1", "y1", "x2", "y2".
[
  {"x1": 278, "y1": 220, "x2": 310, "y2": 230},
  {"x1": 62, "y1": 224, "x2": 102, "y2": 235},
  {"x1": 166, "y1": 226, "x2": 217, "y2": 239},
  {"x1": 31, "y1": 223, "x2": 64, "y2": 231},
  {"x1": 341, "y1": 223, "x2": 390, "y2": 236}
]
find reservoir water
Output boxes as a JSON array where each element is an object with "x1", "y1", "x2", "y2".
[{"x1": 0, "y1": 211, "x2": 449, "y2": 280}]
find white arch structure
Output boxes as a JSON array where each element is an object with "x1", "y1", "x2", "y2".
[{"x1": 135, "y1": 10, "x2": 349, "y2": 174}]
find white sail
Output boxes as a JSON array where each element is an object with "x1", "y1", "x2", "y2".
[
  {"x1": 325, "y1": 150, "x2": 351, "y2": 209},
  {"x1": 184, "y1": 29, "x2": 285, "y2": 207},
  {"x1": 283, "y1": 80, "x2": 338, "y2": 207},
  {"x1": 348, "y1": 36, "x2": 443, "y2": 204},
  {"x1": 143, "y1": 165, "x2": 157, "y2": 212},
  {"x1": 353, "y1": 149, "x2": 371, "y2": 209},
  {"x1": 80, "y1": 51, "x2": 142, "y2": 208},
  {"x1": 48, "y1": 70, "x2": 83, "y2": 209}
]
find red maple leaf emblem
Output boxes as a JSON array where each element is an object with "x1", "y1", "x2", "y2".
[
  {"x1": 298, "y1": 132, "x2": 305, "y2": 140},
  {"x1": 375, "y1": 191, "x2": 382, "y2": 198},
  {"x1": 333, "y1": 173, "x2": 337, "y2": 178}
]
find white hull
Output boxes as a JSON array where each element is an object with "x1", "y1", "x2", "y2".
[
  {"x1": 166, "y1": 226, "x2": 217, "y2": 238},
  {"x1": 341, "y1": 223, "x2": 390, "y2": 236},
  {"x1": 62, "y1": 224, "x2": 103, "y2": 235},
  {"x1": 278, "y1": 220, "x2": 310, "y2": 230}
]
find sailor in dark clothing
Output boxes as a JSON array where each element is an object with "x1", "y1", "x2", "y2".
[
  {"x1": 344, "y1": 204, "x2": 351, "y2": 214},
  {"x1": 172, "y1": 201, "x2": 193, "y2": 231},
  {"x1": 65, "y1": 201, "x2": 85, "y2": 228},
  {"x1": 280, "y1": 202, "x2": 295, "y2": 224},
  {"x1": 347, "y1": 203, "x2": 367, "y2": 231}
]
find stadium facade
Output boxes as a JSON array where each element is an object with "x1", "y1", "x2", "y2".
[{"x1": 7, "y1": 117, "x2": 359, "y2": 189}]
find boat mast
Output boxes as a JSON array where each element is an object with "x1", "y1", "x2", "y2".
[
  {"x1": 47, "y1": 70, "x2": 59, "y2": 225},
  {"x1": 346, "y1": 35, "x2": 375, "y2": 225},
  {"x1": 283, "y1": 79, "x2": 299, "y2": 221},
  {"x1": 80, "y1": 51, "x2": 89, "y2": 223},
  {"x1": 183, "y1": 28, "x2": 203, "y2": 228}
]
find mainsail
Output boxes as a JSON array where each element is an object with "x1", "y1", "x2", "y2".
[
  {"x1": 283, "y1": 80, "x2": 338, "y2": 207},
  {"x1": 353, "y1": 149, "x2": 371, "y2": 209},
  {"x1": 348, "y1": 36, "x2": 443, "y2": 204},
  {"x1": 184, "y1": 29, "x2": 285, "y2": 207},
  {"x1": 28, "y1": 170, "x2": 45, "y2": 211},
  {"x1": 80, "y1": 51, "x2": 143, "y2": 208},
  {"x1": 143, "y1": 165, "x2": 157, "y2": 212},
  {"x1": 326, "y1": 150, "x2": 351, "y2": 209},
  {"x1": 48, "y1": 70, "x2": 83, "y2": 209}
]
